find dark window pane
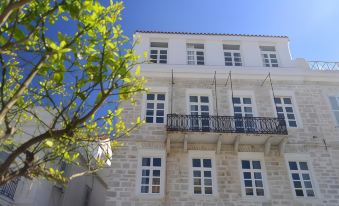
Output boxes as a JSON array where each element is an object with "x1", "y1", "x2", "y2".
[
  {"x1": 146, "y1": 110, "x2": 154, "y2": 116},
  {"x1": 304, "y1": 181, "x2": 312, "y2": 188},
  {"x1": 150, "y1": 50, "x2": 158, "y2": 54},
  {"x1": 243, "y1": 98, "x2": 252, "y2": 104},
  {"x1": 306, "y1": 190, "x2": 315, "y2": 197},
  {"x1": 194, "y1": 187, "x2": 202, "y2": 194},
  {"x1": 192, "y1": 159, "x2": 201, "y2": 167},
  {"x1": 302, "y1": 174, "x2": 310, "y2": 180},
  {"x1": 255, "y1": 180, "x2": 263, "y2": 187},
  {"x1": 142, "y1": 158, "x2": 151, "y2": 166},
  {"x1": 285, "y1": 107, "x2": 293, "y2": 112},
  {"x1": 141, "y1": 186, "x2": 149, "y2": 193},
  {"x1": 292, "y1": 173, "x2": 300, "y2": 180},
  {"x1": 142, "y1": 169, "x2": 150, "y2": 176},
  {"x1": 204, "y1": 171, "x2": 211, "y2": 177},
  {"x1": 152, "y1": 178, "x2": 160, "y2": 185},
  {"x1": 194, "y1": 179, "x2": 201, "y2": 185},
  {"x1": 146, "y1": 117, "x2": 153, "y2": 123},
  {"x1": 157, "y1": 94, "x2": 165, "y2": 100},
  {"x1": 152, "y1": 186, "x2": 160, "y2": 193},
  {"x1": 203, "y1": 159, "x2": 212, "y2": 168},
  {"x1": 234, "y1": 107, "x2": 242, "y2": 113},
  {"x1": 156, "y1": 110, "x2": 164, "y2": 116},
  {"x1": 245, "y1": 188, "x2": 253, "y2": 196},
  {"x1": 153, "y1": 170, "x2": 160, "y2": 177},
  {"x1": 157, "y1": 103, "x2": 164, "y2": 109},
  {"x1": 190, "y1": 96, "x2": 198, "y2": 103},
  {"x1": 277, "y1": 113, "x2": 285, "y2": 119},
  {"x1": 204, "y1": 179, "x2": 212, "y2": 186},
  {"x1": 153, "y1": 158, "x2": 161, "y2": 166},
  {"x1": 289, "y1": 121, "x2": 297, "y2": 127},
  {"x1": 283, "y1": 98, "x2": 292, "y2": 104},
  {"x1": 289, "y1": 162, "x2": 298, "y2": 170},
  {"x1": 254, "y1": 172, "x2": 262, "y2": 179},
  {"x1": 295, "y1": 189, "x2": 304, "y2": 197},
  {"x1": 233, "y1": 97, "x2": 241, "y2": 104},
  {"x1": 160, "y1": 50, "x2": 167, "y2": 54},
  {"x1": 205, "y1": 187, "x2": 212, "y2": 194},
  {"x1": 299, "y1": 162, "x2": 308, "y2": 170},
  {"x1": 156, "y1": 117, "x2": 164, "y2": 123},
  {"x1": 293, "y1": 181, "x2": 302, "y2": 188},
  {"x1": 200, "y1": 96, "x2": 209, "y2": 103},
  {"x1": 256, "y1": 189, "x2": 264, "y2": 196},
  {"x1": 193, "y1": 171, "x2": 201, "y2": 177},
  {"x1": 243, "y1": 172, "x2": 251, "y2": 179},
  {"x1": 242, "y1": 160, "x2": 250, "y2": 169},
  {"x1": 147, "y1": 103, "x2": 154, "y2": 109},
  {"x1": 274, "y1": 98, "x2": 281, "y2": 104},
  {"x1": 244, "y1": 180, "x2": 252, "y2": 187},
  {"x1": 252, "y1": 161, "x2": 261, "y2": 169},
  {"x1": 159, "y1": 60, "x2": 167, "y2": 64},
  {"x1": 147, "y1": 94, "x2": 155, "y2": 100},
  {"x1": 287, "y1": 114, "x2": 295, "y2": 120},
  {"x1": 141, "y1": 177, "x2": 149, "y2": 184},
  {"x1": 276, "y1": 107, "x2": 283, "y2": 112}
]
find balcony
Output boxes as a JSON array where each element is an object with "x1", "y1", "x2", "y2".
[
  {"x1": 167, "y1": 114, "x2": 287, "y2": 135},
  {"x1": 0, "y1": 179, "x2": 19, "y2": 200},
  {"x1": 165, "y1": 114, "x2": 288, "y2": 155},
  {"x1": 308, "y1": 61, "x2": 339, "y2": 71}
]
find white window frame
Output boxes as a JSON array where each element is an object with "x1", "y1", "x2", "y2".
[
  {"x1": 149, "y1": 42, "x2": 168, "y2": 64},
  {"x1": 260, "y1": 45, "x2": 279, "y2": 67},
  {"x1": 141, "y1": 87, "x2": 168, "y2": 124},
  {"x1": 284, "y1": 153, "x2": 319, "y2": 199},
  {"x1": 188, "y1": 150, "x2": 218, "y2": 197},
  {"x1": 136, "y1": 149, "x2": 166, "y2": 197},
  {"x1": 238, "y1": 152, "x2": 270, "y2": 199},
  {"x1": 186, "y1": 89, "x2": 213, "y2": 115},
  {"x1": 229, "y1": 91, "x2": 257, "y2": 116},
  {"x1": 328, "y1": 96, "x2": 339, "y2": 126},
  {"x1": 271, "y1": 91, "x2": 302, "y2": 128},
  {"x1": 186, "y1": 43, "x2": 205, "y2": 65},
  {"x1": 223, "y1": 44, "x2": 242, "y2": 66}
]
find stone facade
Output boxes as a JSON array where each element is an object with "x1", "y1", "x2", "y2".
[{"x1": 104, "y1": 31, "x2": 339, "y2": 206}]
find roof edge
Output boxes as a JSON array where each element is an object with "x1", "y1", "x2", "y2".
[{"x1": 135, "y1": 30, "x2": 289, "y2": 39}]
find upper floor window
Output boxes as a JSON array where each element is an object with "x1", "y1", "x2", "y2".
[
  {"x1": 146, "y1": 93, "x2": 166, "y2": 123},
  {"x1": 329, "y1": 96, "x2": 339, "y2": 126},
  {"x1": 233, "y1": 97, "x2": 255, "y2": 132},
  {"x1": 274, "y1": 97, "x2": 297, "y2": 127},
  {"x1": 187, "y1": 43, "x2": 204, "y2": 65},
  {"x1": 189, "y1": 95, "x2": 210, "y2": 131},
  {"x1": 287, "y1": 161, "x2": 315, "y2": 197},
  {"x1": 260, "y1": 46, "x2": 278, "y2": 67},
  {"x1": 223, "y1": 44, "x2": 242, "y2": 66},
  {"x1": 150, "y1": 42, "x2": 168, "y2": 64}
]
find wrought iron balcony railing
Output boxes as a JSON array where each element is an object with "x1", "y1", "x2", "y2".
[
  {"x1": 167, "y1": 114, "x2": 288, "y2": 135},
  {"x1": 308, "y1": 61, "x2": 339, "y2": 71},
  {"x1": 0, "y1": 179, "x2": 19, "y2": 200}
]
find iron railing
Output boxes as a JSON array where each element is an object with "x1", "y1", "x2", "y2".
[
  {"x1": 0, "y1": 179, "x2": 19, "y2": 200},
  {"x1": 308, "y1": 61, "x2": 339, "y2": 71},
  {"x1": 167, "y1": 114, "x2": 288, "y2": 135}
]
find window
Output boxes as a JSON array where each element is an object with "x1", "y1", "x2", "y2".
[
  {"x1": 137, "y1": 151, "x2": 165, "y2": 196},
  {"x1": 189, "y1": 95, "x2": 210, "y2": 131},
  {"x1": 240, "y1": 160, "x2": 266, "y2": 197},
  {"x1": 260, "y1": 46, "x2": 278, "y2": 67},
  {"x1": 329, "y1": 96, "x2": 339, "y2": 125},
  {"x1": 287, "y1": 161, "x2": 315, "y2": 197},
  {"x1": 223, "y1": 44, "x2": 242, "y2": 66},
  {"x1": 274, "y1": 97, "x2": 297, "y2": 127},
  {"x1": 187, "y1": 43, "x2": 204, "y2": 65},
  {"x1": 146, "y1": 93, "x2": 166, "y2": 123},
  {"x1": 150, "y1": 42, "x2": 168, "y2": 64},
  {"x1": 233, "y1": 97, "x2": 255, "y2": 131}
]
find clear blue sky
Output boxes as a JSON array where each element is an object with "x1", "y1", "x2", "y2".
[{"x1": 121, "y1": 0, "x2": 339, "y2": 62}]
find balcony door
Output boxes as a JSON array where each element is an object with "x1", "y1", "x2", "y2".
[
  {"x1": 189, "y1": 95, "x2": 210, "y2": 131},
  {"x1": 233, "y1": 97, "x2": 255, "y2": 132}
]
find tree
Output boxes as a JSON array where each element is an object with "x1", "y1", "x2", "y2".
[{"x1": 0, "y1": 0, "x2": 146, "y2": 185}]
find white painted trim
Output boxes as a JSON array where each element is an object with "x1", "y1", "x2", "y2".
[
  {"x1": 283, "y1": 153, "x2": 320, "y2": 200},
  {"x1": 135, "y1": 149, "x2": 166, "y2": 198},
  {"x1": 188, "y1": 150, "x2": 218, "y2": 197},
  {"x1": 271, "y1": 90, "x2": 303, "y2": 128},
  {"x1": 237, "y1": 152, "x2": 270, "y2": 200},
  {"x1": 229, "y1": 90, "x2": 258, "y2": 117},
  {"x1": 185, "y1": 89, "x2": 214, "y2": 115},
  {"x1": 141, "y1": 87, "x2": 169, "y2": 124}
]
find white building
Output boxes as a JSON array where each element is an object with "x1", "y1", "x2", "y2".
[{"x1": 104, "y1": 30, "x2": 339, "y2": 206}]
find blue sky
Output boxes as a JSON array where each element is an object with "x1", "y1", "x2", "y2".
[{"x1": 121, "y1": 0, "x2": 339, "y2": 61}]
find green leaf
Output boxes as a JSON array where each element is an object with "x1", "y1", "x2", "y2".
[{"x1": 45, "y1": 140, "x2": 54, "y2": 147}]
